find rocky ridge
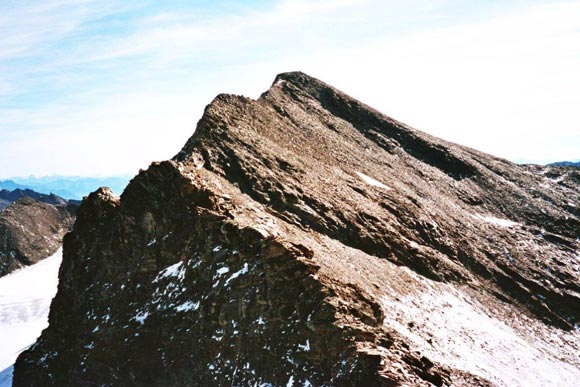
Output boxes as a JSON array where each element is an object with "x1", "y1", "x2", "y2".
[
  {"x1": 13, "y1": 72, "x2": 580, "y2": 386},
  {"x1": 0, "y1": 189, "x2": 73, "y2": 211},
  {"x1": 0, "y1": 197, "x2": 76, "y2": 276}
]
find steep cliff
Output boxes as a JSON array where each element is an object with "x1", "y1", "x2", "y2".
[
  {"x1": 14, "y1": 72, "x2": 580, "y2": 386},
  {"x1": 0, "y1": 197, "x2": 76, "y2": 276}
]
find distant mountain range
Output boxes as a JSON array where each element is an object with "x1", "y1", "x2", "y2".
[
  {"x1": 549, "y1": 161, "x2": 580, "y2": 167},
  {"x1": 0, "y1": 175, "x2": 131, "y2": 200},
  {"x1": 0, "y1": 189, "x2": 71, "y2": 211}
]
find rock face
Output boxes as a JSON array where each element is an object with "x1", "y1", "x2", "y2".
[
  {"x1": 0, "y1": 197, "x2": 76, "y2": 276},
  {"x1": 14, "y1": 72, "x2": 580, "y2": 386}
]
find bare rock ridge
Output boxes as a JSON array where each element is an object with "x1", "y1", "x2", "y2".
[
  {"x1": 14, "y1": 72, "x2": 580, "y2": 386},
  {"x1": 0, "y1": 196, "x2": 77, "y2": 276}
]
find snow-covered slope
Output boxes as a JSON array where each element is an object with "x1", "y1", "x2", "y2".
[{"x1": 0, "y1": 249, "x2": 61, "y2": 386}]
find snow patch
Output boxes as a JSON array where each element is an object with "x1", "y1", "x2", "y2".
[
  {"x1": 472, "y1": 214, "x2": 519, "y2": 228},
  {"x1": 216, "y1": 267, "x2": 230, "y2": 276},
  {"x1": 298, "y1": 339, "x2": 310, "y2": 351},
  {"x1": 355, "y1": 171, "x2": 390, "y2": 190},
  {"x1": 381, "y1": 278, "x2": 580, "y2": 387},
  {"x1": 224, "y1": 263, "x2": 249, "y2": 286},
  {"x1": 175, "y1": 301, "x2": 200, "y2": 312},
  {"x1": 549, "y1": 173, "x2": 567, "y2": 183},
  {"x1": 134, "y1": 311, "x2": 149, "y2": 325},
  {"x1": 155, "y1": 261, "x2": 185, "y2": 282}
]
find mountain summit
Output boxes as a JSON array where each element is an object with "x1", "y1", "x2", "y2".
[{"x1": 14, "y1": 72, "x2": 580, "y2": 386}]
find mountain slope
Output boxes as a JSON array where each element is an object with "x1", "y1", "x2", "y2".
[
  {"x1": 0, "y1": 197, "x2": 75, "y2": 276},
  {"x1": 14, "y1": 72, "x2": 580, "y2": 386}
]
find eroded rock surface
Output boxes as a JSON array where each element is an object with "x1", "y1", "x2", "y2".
[
  {"x1": 0, "y1": 197, "x2": 76, "y2": 276},
  {"x1": 14, "y1": 72, "x2": 580, "y2": 386}
]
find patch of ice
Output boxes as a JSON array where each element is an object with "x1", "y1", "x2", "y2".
[
  {"x1": 355, "y1": 171, "x2": 390, "y2": 190},
  {"x1": 224, "y1": 263, "x2": 249, "y2": 286},
  {"x1": 472, "y1": 214, "x2": 520, "y2": 228},
  {"x1": 286, "y1": 375, "x2": 294, "y2": 387}
]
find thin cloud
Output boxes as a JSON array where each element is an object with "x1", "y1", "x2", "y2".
[{"x1": 0, "y1": 0, "x2": 578, "y2": 177}]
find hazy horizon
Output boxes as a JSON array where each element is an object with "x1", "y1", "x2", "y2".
[
  {"x1": 0, "y1": 173, "x2": 133, "y2": 180},
  {"x1": 1, "y1": 0, "x2": 579, "y2": 177}
]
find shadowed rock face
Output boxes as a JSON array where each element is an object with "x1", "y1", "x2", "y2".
[
  {"x1": 14, "y1": 72, "x2": 580, "y2": 386},
  {"x1": 0, "y1": 197, "x2": 76, "y2": 276}
]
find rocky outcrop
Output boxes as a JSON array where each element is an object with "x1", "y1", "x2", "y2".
[
  {"x1": 14, "y1": 72, "x2": 580, "y2": 386},
  {"x1": 0, "y1": 197, "x2": 77, "y2": 276}
]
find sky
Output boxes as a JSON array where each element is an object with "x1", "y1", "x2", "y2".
[{"x1": 1, "y1": 0, "x2": 579, "y2": 178}]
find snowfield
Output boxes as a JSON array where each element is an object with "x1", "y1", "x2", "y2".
[
  {"x1": 381, "y1": 267, "x2": 580, "y2": 387},
  {"x1": 0, "y1": 249, "x2": 62, "y2": 386}
]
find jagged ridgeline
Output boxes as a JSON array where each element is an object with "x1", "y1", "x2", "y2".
[{"x1": 14, "y1": 72, "x2": 580, "y2": 386}]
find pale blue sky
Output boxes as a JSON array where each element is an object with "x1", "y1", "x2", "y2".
[{"x1": 1, "y1": 0, "x2": 579, "y2": 178}]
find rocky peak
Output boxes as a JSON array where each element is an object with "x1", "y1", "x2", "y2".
[{"x1": 13, "y1": 73, "x2": 580, "y2": 386}]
